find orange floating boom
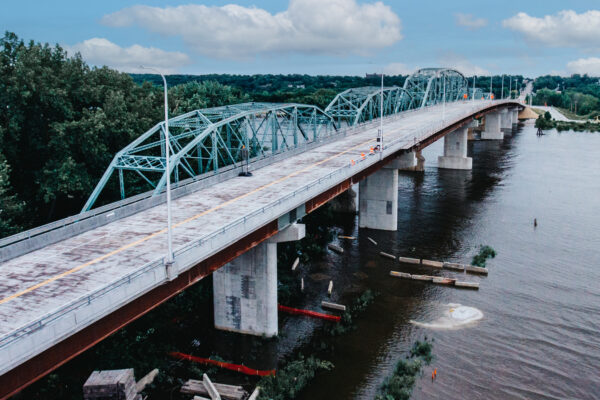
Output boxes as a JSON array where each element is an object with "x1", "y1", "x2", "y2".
[
  {"x1": 168, "y1": 352, "x2": 276, "y2": 377},
  {"x1": 278, "y1": 304, "x2": 341, "y2": 322}
]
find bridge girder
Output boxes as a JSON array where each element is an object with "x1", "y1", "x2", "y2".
[
  {"x1": 401, "y1": 68, "x2": 470, "y2": 108},
  {"x1": 324, "y1": 86, "x2": 416, "y2": 126},
  {"x1": 82, "y1": 102, "x2": 336, "y2": 211}
]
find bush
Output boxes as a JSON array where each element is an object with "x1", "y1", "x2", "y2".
[{"x1": 471, "y1": 245, "x2": 496, "y2": 268}]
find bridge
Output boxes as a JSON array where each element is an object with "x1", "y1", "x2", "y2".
[{"x1": 0, "y1": 68, "x2": 521, "y2": 398}]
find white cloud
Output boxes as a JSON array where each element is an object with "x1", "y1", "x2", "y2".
[
  {"x1": 455, "y1": 13, "x2": 487, "y2": 30},
  {"x1": 65, "y1": 38, "x2": 191, "y2": 73},
  {"x1": 567, "y1": 57, "x2": 600, "y2": 76},
  {"x1": 438, "y1": 52, "x2": 489, "y2": 76},
  {"x1": 502, "y1": 10, "x2": 600, "y2": 48},
  {"x1": 100, "y1": 0, "x2": 402, "y2": 59},
  {"x1": 383, "y1": 62, "x2": 415, "y2": 76}
]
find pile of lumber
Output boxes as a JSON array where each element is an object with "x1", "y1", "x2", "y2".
[
  {"x1": 181, "y1": 378, "x2": 248, "y2": 400},
  {"x1": 83, "y1": 369, "x2": 141, "y2": 400}
]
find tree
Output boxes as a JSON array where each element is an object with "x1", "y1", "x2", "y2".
[{"x1": 0, "y1": 157, "x2": 25, "y2": 236}]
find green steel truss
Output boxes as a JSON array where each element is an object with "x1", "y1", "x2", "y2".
[
  {"x1": 324, "y1": 86, "x2": 416, "y2": 126},
  {"x1": 401, "y1": 68, "x2": 469, "y2": 108},
  {"x1": 82, "y1": 102, "x2": 336, "y2": 211},
  {"x1": 82, "y1": 68, "x2": 483, "y2": 212}
]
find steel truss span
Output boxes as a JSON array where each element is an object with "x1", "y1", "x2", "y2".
[
  {"x1": 324, "y1": 86, "x2": 416, "y2": 127},
  {"x1": 82, "y1": 103, "x2": 336, "y2": 211},
  {"x1": 401, "y1": 68, "x2": 470, "y2": 108}
]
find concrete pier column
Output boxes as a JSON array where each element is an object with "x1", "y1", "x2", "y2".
[
  {"x1": 396, "y1": 151, "x2": 425, "y2": 172},
  {"x1": 482, "y1": 111, "x2": 503, "y2": 140},
  {"x1": 500, "y1": 109, "x2": 512, "y2": 133},
  {"x1": 359, "y1": 164, "x2": 398, "y2": 231},
  {"x1": 511, "y1": 108, "x2": 519, "y2": 127},
  {"x1": 437, "y1": 127, "x2": 472, "y2": 170},
  {"x1": 213, "y1": 223, "x2": 305, "y2": 337}
]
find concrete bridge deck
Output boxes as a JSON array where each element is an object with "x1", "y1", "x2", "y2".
[{"x1": 0, "y1": 99, "x2": 519, "y2": 397}]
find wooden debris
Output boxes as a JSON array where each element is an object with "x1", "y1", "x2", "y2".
[
  {"x1": 327, "y1": 280, "x2": 333, "y2": 296},
  {"x1": 338, "y1": 235, "x2": 356, "y2": 240},
  {"x1": 300, "y1": 277, "x2": 304, "y2": 293},
  {"x1": 432, "y1": 277, "x2": 456, "y2": 285},
  {"x1": 411, "y1": 274, "x2": 433, "y2": 281},
  {"x1": 464, "y1": 265, "x2": 488, "y2": 275},
  {"x1": 389, "y1": 271, "x2": 412, "y2": 279},
  {"x1": 455, "y1": 281, "x2": 480, "y2": 289},
  {"x1": 181, "y1": 379, "x2": 247, "y2": 400},
  {"x1": 321, "y1": 301, "x2": 346, "y2": 311},
  {"x1": 379, "y1": 251, "x2": 396, "y2": 260},
  {"x1": 291, "y1": 257, "x2": 300, "y2": 271},
  {"x1": 443, "y1": 262, "x2": 465, "y2": 271},
  {"x1": 135, "y1": 368, "x2": 159, "y2": 393},
  {"x1": 83, "y1": 369, "x2": 140, "y2": 400},
  {"x1": 194, "y1": 397, "x2": 211, "y2": 400},
  {"x1": 421, "y1": 259, "x2": 443, "y2": 269},
  {"x1": 328, "y1": 243, "x2": 344, "y2": 253},
  {"x1": 398, "y1": 256, "x2": 420, "y2": 265},
  {"x1": 367, "y1": 237, "x2": 378, "y2": 245},
  {"x1": 202, "y1": 374, "x2": 221, "y2": 400},
  {"x1": 248, "y1": 387, "x2": 261, "y2": 400}
]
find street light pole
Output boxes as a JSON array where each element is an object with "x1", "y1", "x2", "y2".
[
  {"x1": 472, "y1": 75, "x2": 476, "y2": 103},
  {"x1": 442, "y1": 72, "x2": 446, "y2": 121},
  {"x1": 490, "y1": 75, "x2": 493, "y2": 100},
  {"x1": 141, "y1": 66, "x2": 173, "y2": 264},
  {"x1": 379, "y1": 71, "x2": 384, "y2": 159},
  {"x1": 508, "y1": 77, "x2": 512, "y2": 100},
  {"x1": 501, "y1": 75, "x2": 504, "y2": 99}
]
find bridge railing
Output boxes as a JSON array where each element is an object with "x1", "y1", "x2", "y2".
[{"x1": 0, "y1": 100, "x2": 514, "y2": 360}]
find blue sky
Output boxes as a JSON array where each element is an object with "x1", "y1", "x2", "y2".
[{"x1": 2, "y1": 0, "x2": 600, "y2": 77}]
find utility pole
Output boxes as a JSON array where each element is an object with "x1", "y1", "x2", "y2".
[
  {"x1": 140, "y1": 65, "x2": 173, "y2": 265},
  {"x1": 508, "y1": 77, "x2": 512, "y2": 100},
  {"x1": 501, "y1": 75, "x2": 504, "y2": 99}
]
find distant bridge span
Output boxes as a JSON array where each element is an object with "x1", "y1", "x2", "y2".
[{"x1": 0, "y1": 67, "x2": 518, "y2": 399}]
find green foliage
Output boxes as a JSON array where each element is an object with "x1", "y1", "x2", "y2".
[
  {"x1": 257, "y1": 355, "x2": 333, "y2": 400},
  {"x1": 0, "y1": 157, "x2": 25, "y2": 236},
  {"x1": 532, "y1": 75, "x2": 600, "y2": 116},
  {"x1": 376, "y1": 338, "x2": 434, "y2": 400},
  {"x1": 471, "y1": 245, "x2": 496, "y2": 268},
  {"x1": 326, "y1": 289, "x2": 376, "y2": 336},
  {"x1": 544, "y1": 111, "x2": 552, "y2": 121}
]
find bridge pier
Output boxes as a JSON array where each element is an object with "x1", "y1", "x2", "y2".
[
  {"x1": 359, "y1": 162, "x2": 398, "y2": 231},
  {"x1": 511, "y1": 108, "x2": 519, "y2": 127},
  {"x1": 500, "y1": 109, "x2": 513, "y2": 133},
  {"x1": 438, "y1": 126, "x2": 472, "y2": 170},
  {"x1": 396, "y1": 151, "x2": 425, "y2": 172},
  {"x1": 481, "y1": 111, "x2": 503, "y2": 140},
  {"x1": 213, "y1": 223, "x2": 305, "y2": 337}
]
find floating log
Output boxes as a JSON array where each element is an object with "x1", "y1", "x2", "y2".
[
  {"x1": 321, "y1": 301, "x2": 346, "y2": 311},
  {"x1": 203, "y1": 374, "x2": 221, "y2": 400},
  {"x1": 432, "y1": 277, "x2": 457, "y2": 286},
  {"x1": 380, "y1": 252, "x2": 396, "y2": 260},
  {"x1": 278, "y1": 304, "x2": 341, "y2": 321},
  {"x1": 193, "y1": 396, "x2": 211, "y2": 400},
  {"x1": 181, "y1": 379, "x2": 247, "y2": 400},
  {"x1": 328, "y1": 243, "x2": 344, "y2": 253},
  {"x1": 338, "y1": 235, "x2": 356, "y2": 240},
  {"x1": 300, "y1": 277, "x2": 304, "y2": 293},
  {"x1": 291, "y1": 257, "x2": 300, "y2": 271},
  {"x1": 398, "y1": 256, "x2": 420, "y2": 265},
  {"x1": 455, "y1": 281, "x2": 480, "y2": 289},
  {"x1": 464, "y1": 265, "x2": 488, "y2": 275},
  {"x1": 421, "y1": 259, "x2": 443, "y2": 269},
  {"x1": 389, "y1": 271, "x2": 412, "y2": 279},
  {"x1": 83, "y1": 369, "x2": 138, "y2": 400},
  {"x1": 411, "y1": 274, "x2": 433, "y2": 281},
  {"x1": 328, "y1": 280, "x2": 333, "y2": 295},
  {"x1": 248, "y1": 387, "x2": 260, "y2": 400},
  {"x1": 367, "y1": 237, "x2": 378, "y2": 245},
  {"x1": 135, "y1": 368, "x2": 159, "y2": 393},
  {"x1": 443, "y1": 262, "x2": 465, "y2": 271}
]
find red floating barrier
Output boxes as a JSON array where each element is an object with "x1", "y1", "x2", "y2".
[
  {"x1": 168, "y1": 352, "x2": 276, "y2": 377},
  {"x1": 278, "y1": 304, "x2": 341, "y2": 322}
]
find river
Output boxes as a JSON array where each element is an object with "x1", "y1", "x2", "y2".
[{"x1": 292, "y1": 121, "x2": 600, "y2": 399}]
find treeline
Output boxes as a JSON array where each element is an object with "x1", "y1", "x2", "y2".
[
  {"x1": 0, "y1": 32, "x2": 248, "y2": 237},
  {"x1": 532, "y1": 75, "x2": 600, "y2": 117}
]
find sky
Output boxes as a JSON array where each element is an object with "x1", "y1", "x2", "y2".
[{"x1": 2, "y1": 0, "x2": 600, "y2": 77}]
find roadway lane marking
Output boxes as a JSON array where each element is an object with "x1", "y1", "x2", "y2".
[{"x1": 0, "y1": 137, "x2": 376, "y2": 306}]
